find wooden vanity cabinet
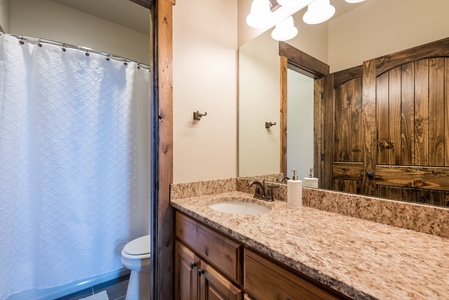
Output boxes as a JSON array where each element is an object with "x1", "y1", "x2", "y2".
[
  {"x1": 175, "y1": 212, "x2": 243, "y2": 300},
  {"x1": 175, "y1": 211, "x2": 346, "y2": 300},
  {"x1": 175, "y1": 241, "x2": 242, "y2": 300}
]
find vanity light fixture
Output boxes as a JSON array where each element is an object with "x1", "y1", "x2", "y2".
[
  {"x1": 303, "y1": 0, "x2": 335, "y2": 25},
  {"x1": 247, "y1": 0, "x2": 366, "y2": 41},
  {"x1": 276, "y1": 0, "x2": 296, "y2": 8},
  {"x1": 271, "y1": 16, "x2": 298, "y2": 41},
  {"x1": 246, "y1": 0, "x2": 272, "y2": 28}
]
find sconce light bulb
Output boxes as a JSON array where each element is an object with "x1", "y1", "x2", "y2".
[
  {"x1": 246, "y1": 0, "x2": 272, "y2": 28},
  {"x1": 271, "y1": 16, "x2": 298, "y2": 41},
  {"x1": 303, "y1": 0, "x2": 335, "y2": 25}
]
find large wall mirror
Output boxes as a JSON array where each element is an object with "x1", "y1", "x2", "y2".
[
  {"x1": 238, "y1": 2, "x2": 449, "y2": 208},
  {"x1": 238, "y1": 29, "x2": 322, "y2": 180}
]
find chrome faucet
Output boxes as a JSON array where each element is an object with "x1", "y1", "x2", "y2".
[{"x1": 249, "y1": 180, "x2": 276, "y2": 201}]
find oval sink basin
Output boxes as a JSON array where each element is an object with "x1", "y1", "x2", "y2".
[{"x1": 208, "y1": 199, "x2": 270, "y2": 215}]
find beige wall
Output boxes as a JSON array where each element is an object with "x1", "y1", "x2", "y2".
[
  {"x1": 0, "y1": 0, "x2": 9, "y2": 32},
  {"x1": 173, "y1": 0, "x2": 238, "y2": 183},
  {"x1": 329, "y1": 0, "x2": 449, "y2": 72},
  {"x1": 9, "y1": 0, "x2": 150, "y2": 64}
]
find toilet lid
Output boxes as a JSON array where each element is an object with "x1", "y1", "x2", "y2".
[{"x1": 123, "y1": 235, "x2": 151, "y2": 256}]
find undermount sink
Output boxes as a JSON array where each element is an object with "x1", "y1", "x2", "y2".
[{"x1": 208, "y1": 198, "x2": 271, "y2": 215}]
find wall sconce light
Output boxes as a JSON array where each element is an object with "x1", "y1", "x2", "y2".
[{"x1": 303, "y1": 0, "x2": 335, "y2": 25}]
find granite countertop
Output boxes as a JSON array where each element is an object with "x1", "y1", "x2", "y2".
[{"x1": 171, "y1": 191, "x2": 449, "y2": 300}]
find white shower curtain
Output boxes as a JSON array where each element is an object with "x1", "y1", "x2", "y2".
[{"x1": 0, "y1": 34, "x2": 151, "y2": 299}]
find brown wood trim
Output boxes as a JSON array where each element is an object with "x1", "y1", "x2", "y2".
[
  {"x1": 280, "y1": 56, "x2": 288, "y2": 176},
  {"x1": 130, "y1": 0, "x2": 153, "y2": 9},
  {"x1": 332, "y1": 65, "x2": 363, "y2": 88},
  {"x1": 314, "y1": 77, "x2": 324, "y2": 187},
  {"x1": 153, "y1": 0, "x2": 174, "y2": 299},
  {"x1": 332, "y1": 162, "x2": 363, "y2": 181},
  {"x1": 279, "y1": 42, "x2": 329, "y2": 77},
  {"x1": 322, "y1": 74, "x2": 334, "y2": 189},
  {"x1": 374, "y1": 37, "x2": 449, "y2": 76},
  {"x1": 375, "y1": 165, "x2": 449, "y2": 191},
  {"x1": 361, "y1": 60, "x2": 377, "y2": 195}
]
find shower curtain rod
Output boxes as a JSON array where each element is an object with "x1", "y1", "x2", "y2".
[{"x1": 1, "y1": 33, "x2": 151, "y2": 71}]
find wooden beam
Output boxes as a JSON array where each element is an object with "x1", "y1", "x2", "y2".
[
  {"x1": 279, "y1": 42, "x2": 329, "y2": 77},
  {"x1": 280, "y1": 56, "x2": 288, "y2": 176},
  {"x1": 130, "y1": 0, "x2": 153, "y2": 9},
  {"x1": 322, "y1": 74, "x2": 334, "y2": 189},
  {"x1": 314, "y1": 77, "x2": 324, "y2": 188},
  {"x1": 151, "y1": 0, "x2": 174, "y2": 299},
  {"x1": 361, "y1": 59, "x2": 377, "y2": 195}
]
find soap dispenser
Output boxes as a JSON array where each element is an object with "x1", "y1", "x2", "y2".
[
  {"x1": 303, "y1": 168, "x2": 319, "y2": 188},
  {"x1": 287, "y1": 169, "x2": 303, "y2": 208}
]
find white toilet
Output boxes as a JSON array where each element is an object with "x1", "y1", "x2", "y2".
[{"x1": 121, "y1": 235, "x2": 151, "y2": 300}]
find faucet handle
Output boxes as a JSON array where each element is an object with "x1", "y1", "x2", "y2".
[{"x1": 265, "y1": 184, "x2": 278, "y2": 201}]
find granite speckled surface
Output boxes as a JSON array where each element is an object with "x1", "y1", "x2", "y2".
[
  {"x1": 175, "y1": 178, "x2": 449, "y2": 238},
  {"x1": 171, "y1": 183, "x2": 449, "y2": 300}
]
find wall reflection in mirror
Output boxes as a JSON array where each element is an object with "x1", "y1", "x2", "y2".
[
  {"x1": 238, "y1": 3, "x2": 449, "y2": 208},
  {"x1": 238, "y1": 29, "x2": 314, "y2": 182}
]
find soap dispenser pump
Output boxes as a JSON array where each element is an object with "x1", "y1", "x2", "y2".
[
  {"x1": 287, "y1": 169, "x2": 303, "y2": 208},
  {"x1": 303, "y1": 168, "x2": 319, "y2": 188}
]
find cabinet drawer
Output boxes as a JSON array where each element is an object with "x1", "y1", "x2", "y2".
[
  {"x1": 244, "y1": 249, "x2": 339, "y2": 300},
  {"x1": 175, "y1": 212, "x2": 242, "y2": 284}
]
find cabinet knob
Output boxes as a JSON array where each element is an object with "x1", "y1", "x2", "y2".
[
  {"x1": 198, "y1": 268, "x2": 205, "y2": 276},
  {"x1": 189, "y1": 262, "x2": 197, "y2": 269},
  {"x1": 366, "y1": 171, "x2": 375, "y2": 179}
]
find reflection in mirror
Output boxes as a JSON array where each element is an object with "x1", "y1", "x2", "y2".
[
  {"x1": 286, "y1": 69, "x2": 314, "y2": 180},
  {"x1": 238, "y1": 30, "x2": 280, "y2": 177},
  {"x1": 238, "y1": 30, "x2": 317, "y2": 182}
]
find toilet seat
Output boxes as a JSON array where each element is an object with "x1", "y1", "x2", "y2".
[{"x1": 122, "y1": 235, "x2": 151, "y2": 259}]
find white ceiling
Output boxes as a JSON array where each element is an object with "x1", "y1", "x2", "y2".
[{"x1": 50, "y1": 0, "x2": 151, "y2": 34}]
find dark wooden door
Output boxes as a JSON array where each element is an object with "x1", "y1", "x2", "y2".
[{"x1": 326, "y1": 38, "x2": 449, "y2": 206}]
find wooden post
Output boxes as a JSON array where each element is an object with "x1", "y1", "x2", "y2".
[
  {"x1": 151, "y1": 0, "x2": 174, "y2": 298},
  {"x1": 362, "y1": 59, "x2": 377, "y2": 196},
  {"x1": 280, "y1": 56, "x2": 288, "y2": 176}
]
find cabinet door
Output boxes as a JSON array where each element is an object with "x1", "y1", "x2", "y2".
[
  {"x1": 244, "y1": 250, "x2": 339, "y2": 300},
  {"x1": 199, "y1": 260, "x2": 242, "y2": 300},
  {"x1": 175, "y1": 241, "x2": 199, "y2": 300}
]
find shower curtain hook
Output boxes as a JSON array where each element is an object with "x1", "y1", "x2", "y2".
[
  {"x1": 19, "y1": 37, "x2": 25, "y2": 45},
  {"x1": 62, "y1": 43, "x2": 67, "y2": 52}
]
